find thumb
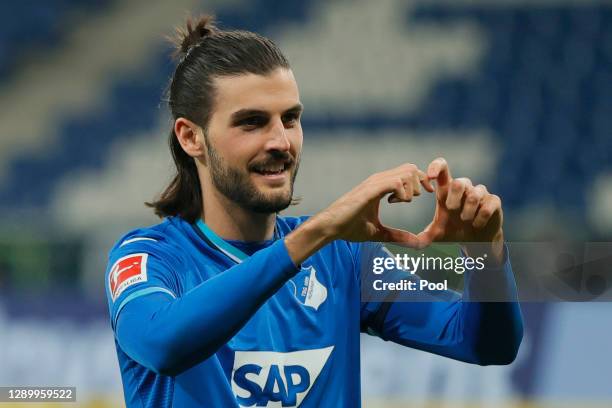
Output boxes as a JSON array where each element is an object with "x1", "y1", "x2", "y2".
[
  {"x1": 415, "y1": 225, "x2": 439, "y2": 248},
  {"x1": 427, "y1": 157, "x2": 451, "y2": 187}
]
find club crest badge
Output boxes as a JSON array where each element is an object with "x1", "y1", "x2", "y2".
[{"x1": 290, "y1": 266, "x2": 327, "y2": 310}]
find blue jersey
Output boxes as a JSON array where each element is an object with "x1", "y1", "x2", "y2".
[{"x1": 104, "y1": 215, "x2": 522, "y2": 407}]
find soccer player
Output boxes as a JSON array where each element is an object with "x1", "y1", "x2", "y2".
[{"x1": 105, "y1": 16, "x2": 523, "y2": 407}]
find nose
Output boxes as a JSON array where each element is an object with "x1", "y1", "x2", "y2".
[{"x1": 265, "y1": 118, "x2": 291, "y2": 152}]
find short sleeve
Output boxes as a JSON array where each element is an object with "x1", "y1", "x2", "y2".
[{"x1": 104, "y1": 236, "x2": 181, "y2": 330}]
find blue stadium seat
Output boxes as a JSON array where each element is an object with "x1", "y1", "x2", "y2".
[
  {"x1": 1, "y1": 1, "x2": 611, "y2": 226},
  {"x1": 0, "y1": 1, "x2": 111, "y2": 80},
  {"x1": 409, "y1": 4, "x2": 612, "y2": 215}
]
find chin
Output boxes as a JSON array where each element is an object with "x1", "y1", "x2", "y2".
[
  {"x1": 265, "y1": 192, "x2": 293, "y2": 209},
  {"x1": 249, "y1": 199, "x2": 292, "y2": 214},
  {"x1": 249, "y1": 190, "x2": 293, "y2": 214},
  {"x1": 254, "y1": 180, "x2": 291, "y2": 197}
]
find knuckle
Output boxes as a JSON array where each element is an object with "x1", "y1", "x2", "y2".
[
  {"x1": 479, "y1": 208, "x2": 492, "y2": 218},
  {"x1": 451, "y1": 179, "x2": 464, "y2": 190},
  {"x1": 457, "y1": 177, "x2": 472, "y2": 186},
  {"x1": 466, "y1": 195, "x2": 479, "y2": 205}
]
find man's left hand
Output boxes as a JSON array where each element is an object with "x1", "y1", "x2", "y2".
[{"x1": 417, "y1": 157, "x2": 504, "y2": 263}]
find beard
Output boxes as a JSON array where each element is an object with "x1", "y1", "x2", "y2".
[{"x1": 206, "y1": 143, "x2": 299, "y2": 214}]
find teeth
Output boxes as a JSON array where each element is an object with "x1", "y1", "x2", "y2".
[{"x1": 259, "y1": 164, "x2": 285, "y2": 173}]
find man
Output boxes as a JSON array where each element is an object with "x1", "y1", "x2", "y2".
[{"x1": 105, "y1": 16, "x2": 522, "y2": 407}]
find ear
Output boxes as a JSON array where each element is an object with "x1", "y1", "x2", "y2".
[{"x1": 174, "y1": 117, "x2": 206, "y2": 158}]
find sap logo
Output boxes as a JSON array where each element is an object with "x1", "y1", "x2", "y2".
[
  {"x1": 289, "y1": 266, "x2": 327, "y2": 310},
  {"x1": 231, "y1": 346, "x2": 334, "y2": 407}
]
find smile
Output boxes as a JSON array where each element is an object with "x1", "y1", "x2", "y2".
[{"x1": 251, "y1": 162, "x2": 291, "y2": 177}]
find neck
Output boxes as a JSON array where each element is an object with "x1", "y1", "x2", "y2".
[{"x1": 202, "y1": 189, "x2": 276, "y2": 242}]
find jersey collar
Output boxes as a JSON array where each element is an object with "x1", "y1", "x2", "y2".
[{"x1": 194, "y1": 219, "x2": 280, "y2": 264}]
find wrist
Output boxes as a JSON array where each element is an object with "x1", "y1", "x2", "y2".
[
  {"x1": 309, "y1": 211, "x2": 340, "y2": 243},
  {"x1": 462, "y1": 230, "x2": 505, "y2": 266},
  {"x1": 284, "y1": 215, "x2": 336, "y2": 266}
]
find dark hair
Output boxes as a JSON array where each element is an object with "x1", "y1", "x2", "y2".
[{"x1": 146, "y1": 15, "x2": 291, "y2": 222}]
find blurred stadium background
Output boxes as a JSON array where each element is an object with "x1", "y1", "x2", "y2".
[{"x1": 0, "y1": 0, "x2": 611, "y2": 407}]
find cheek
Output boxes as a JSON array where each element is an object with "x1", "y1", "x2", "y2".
[
  {"x1": 216, "y1": 130, "x2": 259, "y2": 166},
  {"x1": 290, "y1": 128, "x2": 304, "y2": 154}
]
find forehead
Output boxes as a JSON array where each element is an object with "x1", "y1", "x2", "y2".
[{"x1": 212, "y1": 68, "x2": 300, "y2": 116}]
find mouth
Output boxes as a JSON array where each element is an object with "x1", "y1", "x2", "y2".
[{"x1": 250, "y1": 161, "x2": 292, "y2": 178}]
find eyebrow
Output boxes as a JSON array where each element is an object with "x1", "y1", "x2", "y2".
[{"x1": 229, "y1": 103, "x2": 304, "y2": 125}]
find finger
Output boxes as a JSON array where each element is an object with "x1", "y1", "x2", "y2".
[
  {"x1": 377, "y1": 225, "x2": 422, "y2": 248},
  {"x1": 394, "y1": 163, "x2": 422, "y2": 197},
  {"x1": 369, "y1": 176, "x2": 403, "y2": 199},
  {"x1": 410, "y1": 171, "x2": 421, "y2": 196},
  {"x1": 386, "y1": 163, "x2": 417, "y2": 179},
  {"x1": 380, "y1": 163, "x2": 429, "y2": 197},
  {"x1": 386, "y1": 178, "x2": 412, "y2": 203},
  {"x1": 446, "y1": 178, "x2": 472, "y2": 210},
  {"x1": 419, "y1": 170, "x2": 435, "y2": 193},
  {"x1": 427, "y1": 157, "x2": 451, "y2": 186},
  {"x1": 395, "y1": 164, "x2": 426, "y2": 196},
  {"x1": 461, "y1": 184, "x2": 487, "y2": 221},
  {"x1": 388, "y1": 193, "x2": 411, "y2": 203},
  {"x1": 375, "y1": 164, "x2": 429, "y2": 203},
  {"x1": 473, "y1": 194, "x2": 501, "y2": 229}
]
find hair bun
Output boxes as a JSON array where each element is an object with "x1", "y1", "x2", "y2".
[{"x1": 172, "y1": 14, "x2": 217, "y2": 59}]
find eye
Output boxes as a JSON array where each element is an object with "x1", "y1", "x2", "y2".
[
  {"x1": 282, "y1": 113, "x2": 300, "y2": 128},
  {"x1": 239, "y1": 116, "x2": 267, "y2": 130}
]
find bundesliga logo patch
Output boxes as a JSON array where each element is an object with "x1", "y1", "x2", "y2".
[{"x1": 109, "y1": 253, "x2": 148, "y2": 301}]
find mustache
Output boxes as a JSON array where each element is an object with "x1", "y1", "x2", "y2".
[{"x1": 248, "y1": 151, "x2": 295, "y2": 170}]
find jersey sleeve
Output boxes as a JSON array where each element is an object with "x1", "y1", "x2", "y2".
[
  {"x1": 104, "y1": 235, "x2": 181, "y2": 330},
  {"x1": 107, "y1": 236, "x2": 300, "y2": 376},
  {"x1": 357, "y1": 241, "x2": 523, "y2": 365}
]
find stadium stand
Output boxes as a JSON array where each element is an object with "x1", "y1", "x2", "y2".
[
  {"x1": 1, "y1": 1, "x2": 610, "y2": 233},
  {"x1": 0, "y1": 0, "x2": 113, "y2": 80}
]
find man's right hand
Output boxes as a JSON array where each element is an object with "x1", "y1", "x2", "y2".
[{"x1": 285, "y1": 163, "x2": 433, "y2": 265}]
